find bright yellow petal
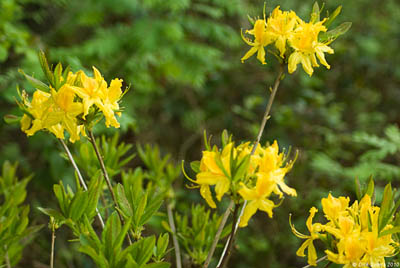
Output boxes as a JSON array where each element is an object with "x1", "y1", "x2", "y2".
[
  {"x1": 258, "y1": 199, "x2": 275, "y2": 218},
  {"x1": 215, "y1": 178, "x2": 230, "y2": 201},
  {"x1": 256, "y1": 46, "x2": 266, "y2": 64},
  {"x1": 241, "y1": 46, "x2": 259, "y2": 63},
  {"x1": 288, "y1": 52, "x2": 302, "y2": 74},
  {"x1": 196, "y1": 172, "x2": 226, "y2": 185},
  {"x1": 296, "y1": 239, "x2": 312, "y2": 257},
  {"x1": 20, "y1": 114, "x2": 31, "y2": 131},
  {"x1": 200, "y1": 185, "x2": 216, "y2": 208},
  {"x1": 238, "y1": 184, "x2": 259, "y2": 201},
  {"x1": 307, "y1": 240, "x2": 318, "y2": 266},
  {"x1": 238, "y1": 200, "x2": 259, "y2": 227},
  {"x1": 300, "y1": 54, "x2": 313, "y2": 76}
]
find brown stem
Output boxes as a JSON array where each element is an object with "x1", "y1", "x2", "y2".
[
  {"x1": 59, "y1": 139, "x2": 105, "y2": 228},
  {"x1": 88, "y1": 130, "x2": 132, "y2": 245},
  {"x1": 50, "y1": 224, "x2": 55, "y2": 268},
  {"x1": 167, "y1": 202, "x2": 182, "y2": 268},
  {"x1": 216, "y1": 204, "x2": 239, "y2": 268},
  {"x1": 216, "y1": 64, "x2": 286, "y2": 267},
  {"x1": 203, "y1": 200, "x2": 234, "y2": 268}
]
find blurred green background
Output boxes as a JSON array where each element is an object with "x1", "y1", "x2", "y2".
[{"x1": 1, "y1": 0, "x2": 400, "y2": 267}]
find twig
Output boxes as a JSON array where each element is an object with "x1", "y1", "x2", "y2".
[
  {"x1": 302, "y1": 255, "x2": 328, "y2": 268},
  {"x1": 88, "y1": 130, "x2": 132, "y2": 245},
  {"x1": 4, "y1": 246, "x2": 11, "y2": 268},
  {"x1": 217, "y1": 64, "x2": 286, "y2": 267},
  {"x1": 203, "y1": 200, "x2": 234, "y2": 268},
  {"x1": 59, "y1": 139, "x2": 105, "y2": 229},
  {"x1": 167, "y1": 202, "x2": 182, "y2": 268},
  {"x1": 50, "y1": 222, "x2": 56, "y2": 268},
  {"x1": 216, "y1": 204, "x2": 239, "y2": 268}
]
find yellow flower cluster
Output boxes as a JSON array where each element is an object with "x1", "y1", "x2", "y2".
[
  {"x1": 187, "y1": 140, "x2": 296, "y2": 227},
  {"x1": 241, "y1": 6, "x2": 334, "y2": 76},
  {"x1": 291, "y1": 194, "x2": 398, "y2": 267},
  {"x1": 19, "y1": 67, "x2": 123, "y2": 142}
]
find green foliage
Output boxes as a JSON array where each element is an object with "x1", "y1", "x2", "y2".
[
  {"x1": 116, "y1": 169, "x2": 165, "y2": 239},
  {"x1": 0, "y1": 161, "x2": 41, "y2": 267},
  {"x1": 39, "y1": 174, "x2": 103, "y2": 234},
  {"x1": 79, "y1": 212, "x2": 170, "y2": 268},
  {"x1": 312, "y1": 125, "x2": 400, "y2": 182},
  {"x1": 168, "y1": 204, "x2": 231, "y2": 265},
  {"x1": 74, "y1": 133, "x2": 135, "y2": 178}
]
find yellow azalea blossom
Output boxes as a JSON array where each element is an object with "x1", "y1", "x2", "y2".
[
  {"x1": 72, "y1": 67, "x2": 123, "y2": 128},
  {"x1": 238, "y1": 174, "x2": 276, "y2": 227},
  {"x1": 290, "y1": 207, "x2": 324, "y2": 266},
  {"x1": 241, "y1": 19, "x2": 274, "y2": 64},
  {"x1": 267, "y1": 6, "x2": 298, "y2": 57},
  {"x1": 46, "y1": 85, "x2": 84, "y2": 142},
  {"x1": 72, "y1": 67, "x2": 107, "y2": 118},
  {"x1": 288, "y1": 19, "x2": 334, "y2": 76},
  {"x1": 257, "y1": 140, "x2": 296, "y2": 197},
  {"x1": 21, "y1": 89, "x2": 53, "y2": 137},
  {"x1": 325, "y1": 233, "x2": 365, "y2": 268},
  {"x1": 321, "y1": 193, "x2": 350, "y2": 223},
  {"x1": 194, "y1": 143, "x2": 234, "y2": 208},
  {"x1": 97, "y1": 78, "x2": 123, "y2": 128}
]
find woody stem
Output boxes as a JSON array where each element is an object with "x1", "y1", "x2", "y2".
[
  {"x1": 216, "y1": 63, "x2": 286, "y2": 267},
  {"x1": 88, "y1": 130, "x2": 132, "y2": 245}
]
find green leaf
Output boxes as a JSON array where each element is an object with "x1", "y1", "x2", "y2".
[
  {"x1": 38, "y1": 51, "x2": 54, "y2": 86},
  {"x1": 379, "y1": 226, "x2": 400, "y2": 237},
  {"x1": 378, "y1": 183, "x2": 394, "y2": 231},
  {"x1": 190, "y1": 161, "x2": 200, "y2": 173},
  {"x1": 355, "y1": 177, "x2": 362, "y2": 201},
  {"x1": 37, "y1": 207, "x2": 65, "y2": 222},
  {"x1": 365, "y1": 176, "x2": 375, "y2": 199},
  {"x1": 144, "y1": 263, "x2": 171, "y2": 268},
  {"x1": 116, "y1": 183, "x2": 133, "y2": 217},
  {"x1": 3, "y1": 114, "x2": 21, "y2": 124},
  {"x1": 113, "y1": 217, "x2": 132, "y2": 251},
  {"x1": 319, "y1": 22, "x2": 352, "y2": 43},
  {"x1": 18, "y1": 69, "x2": 50, "y2": 92},
  {"x1": 134, "y1": 192, "x2": 148, "y2": 227},
  {"x1": 324, "y1": 5, "x2": 342, "y2": 28},
  {"x1": 311, "y1": 2, "x2": 320, "y2": 23},
  {"x1": 69, "y1": 190, "x2": 89, "y2": 221},
  {"x1": 156, "y1": 233, "x2": 169, "y2": 259}
]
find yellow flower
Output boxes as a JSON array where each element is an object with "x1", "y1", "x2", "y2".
[
  {"x1": 194, "y1": 143, "x2": 233, "y2": 208},
  {"x1": 241, "y1": 19, "x2": 274, "y2": 64},
  {"x1": 325, "y1": 233, "x2": 365, "y2": 268},
  {"x1": 97, "y1": 78, "x2": 123, "y2": 128},
  {"x1": 72, "y1": 67, "x2": 123, "y2": 128},
  {"x1": 267, "y1": 6, "x2": 298, "y2": 57},
  {"x1": 290, "y1": 207, "x2": 324, "y2": 266},
  {"x1": 288, "y1": 19, "x2": 334, "y2": 76},
  {"x1": 47, "y1": 85, "x2": 84, "y2": 142},
  {"x1": 321, "y1": 193, "x2": 350, "y2": 223},
  {"x1": 72, "y1": 67, "x2": 106, "y2": 118},
  {"x1": 257, "y1": 140, "x2": 296, "y2": 197},
  {"x1": 238, "y1": 174, "x2": 276, "y2": 227},
  {"x1": 21, "y1": 89, "x2": 53, "y2": 137}
]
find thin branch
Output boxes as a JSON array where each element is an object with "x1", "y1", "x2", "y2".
[
  {"x1": 203, "y1": 200, "x2": 234, "y2": 268},
  {"x1": 216, "y1": 204, "x2": 239, "y2": 268},
  {"x1": 59, "y1": 139, "x2": 105, "y2": 229},
  {"x1": 217, "y1": 64, "x2": 286, "y2": 266},
  {"x1": 167, "y1": 202, "x2": 182, "y2": 268},
  {"x1": 50, "y1": 223, "x2": 56, "y2": 268},
  {"x1": 88, "y1": 130, "x2": 132, "y2": 245},
  {"x1": 302, "y1": 255, "x2": 328, "y2": 268},
  {"x1": 4, "y1": 246, "x2": 11, "y2": 268}
]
